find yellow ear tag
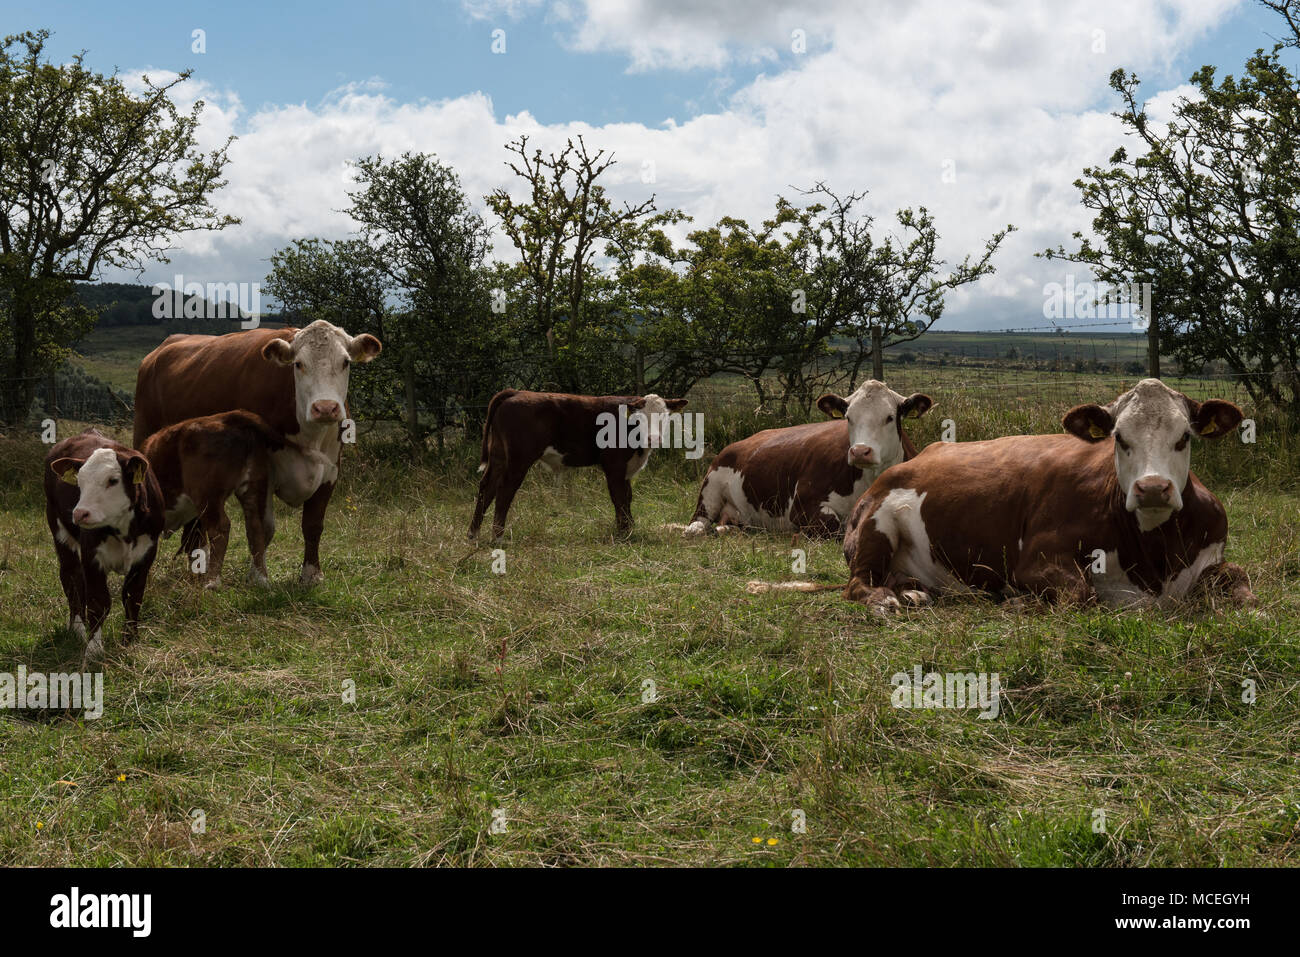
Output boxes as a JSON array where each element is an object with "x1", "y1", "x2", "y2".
[
  {"x1": 61, "y1": 468, "x2": 79, "y2": 486},
  {"x1": 1199, "y1": 422, "x2": 1217, "y2": 436},
  {"x1": 132, "y1": 465, "x2": 145, "y2": 484},
  {"x1": 1088, "y1": 424, "x2": 1105, "y2": 439}
]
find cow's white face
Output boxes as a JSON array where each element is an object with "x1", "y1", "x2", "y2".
[
  {"x1": 262, "y1": 320, "x2": 382, "y2": 430},
  {"x1": 1064, "y1": 378, "x2": 1242, "y2": 531},
  {"x1": 629, "y1": 393, "x2": 689, "y2": 448},
  {"x1": 818, "y1": 381, "x2": 932, "y2": 470},
  {"x1": 52, "y1": 448, "x2": 143, "y2": 532}
]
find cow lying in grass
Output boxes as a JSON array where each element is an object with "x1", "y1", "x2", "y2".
[
  {"x1": 469, "y1": 389, "x2": 689, "y2": 540},
  {"x1": 683, "y1": 380, "x2": 932, "y2": 536},
  {"x1": 752, "y1": 379, "x2": 1255, "y2": 612},
  {"x1": 45, "y1": 430, "x2": 166, "y2": 663},
  {"x1": 139, "y1": 410, "x2": 291, "y2": 588}
]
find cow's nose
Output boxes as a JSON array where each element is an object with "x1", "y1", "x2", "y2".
[
  {"x1": 849, "y1": 444, "x2": 875, "y2": 464},
  {"x1": 1134, "y1": 477, "x2": 1174, "y2": 507},
  {"x1": 311, "y1": 400, "x2": 342, "y2": 421},
  {"x1": 72, "y1": 508, "x2": 91, "y2": 525}
]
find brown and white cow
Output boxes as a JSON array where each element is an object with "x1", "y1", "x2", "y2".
[
  {"x1": 134, "y1": 320, "x2": 381, "y2": 584},
  {"x1": 44, "y1": 429, "x2": 166, "y2": 663},
  {"x1": 683, "y1": 381, "x2": 932, "y2": 536},
  {"x1": 468, "y1": 389, "x2": 688, "y2": 540},
  {"x1": 139, "y1": 410, "x2": 290, "y2": 589},
  {"x1": 826, "y1": 379, "x2": 1254, "y2": 612}
]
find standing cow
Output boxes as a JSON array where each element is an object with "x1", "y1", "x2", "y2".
[
  {"x1": 684, "y1": 380, "x2": 932, "y2": 536},
  {"x1": 44, "y1": 430, "x2": 166, "y2": 662},
  {"x1": 815, "y1": 379, "x2": 1253, "y2": 611},
  {"x1": 134, "y1": 320, "x2": 381, "y2": 584},
  {"x1": 468, "y1": 389, "x2": 688, "y2": 541}
]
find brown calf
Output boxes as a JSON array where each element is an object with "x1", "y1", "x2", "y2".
[
  {"x1": 469, "y1": 389, "x2": 688, "y2": 540},
  {"x1": 139, "y1": 410, "x2": 287, "y2": 588}
]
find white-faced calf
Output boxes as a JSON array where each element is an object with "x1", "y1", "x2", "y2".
[
  {"x1": 44, "y1": 430, "x2": 166, "y2": 662},
  {"x1": 139, "y1": 410, "x2": 288, "y2": 588}
]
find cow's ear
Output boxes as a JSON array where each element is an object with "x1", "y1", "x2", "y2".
[
  {"x1": 262, "y1": 337, "x2": 295, "y2": 366},
  {"x1": 817, "y1": 394, "x2": 848, "y2": 419},
  {"x1": 627, "y1": 397, "x2": 647, "y2": 411},
  {"x1": 664, "y1": 398, "x2": 688, "y2": 412},
  {"x1": 49, "y1": 457, "x2": 85, "y2": 485},
  {"x1": 1187, "y1": 398, "x2": 1243, "y2": 440},
  {"x1": 1063, "y1": 404, "x2": 1114, "y2": 442},
  {"x1": 899, "y1": 393, "x2": 933, "y2": 419},
  {"x1": 348, "y1": 333, "x2": 382, "y2": 363},
  {"x1": 118, "y1": 452, "x2": 150, "y2": 500}
]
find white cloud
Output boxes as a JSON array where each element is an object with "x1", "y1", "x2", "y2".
[{"x1": 112, "y1": 0, "x2": 1245, "y2": 330}]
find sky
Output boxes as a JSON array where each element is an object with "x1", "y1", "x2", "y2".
[{"x1": 8, "y1": 0, "x2": 1299, "y2": 330}]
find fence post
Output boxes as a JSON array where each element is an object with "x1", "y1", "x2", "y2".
[
  {"x1": 871, "y1": 326, "x2": 884, "y2": 381},
  {"x1": 1146, "y1": 316, "x2": 1160, "y2": 379}
]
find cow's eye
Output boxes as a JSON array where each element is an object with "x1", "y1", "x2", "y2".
[
  {"x1": 1175, "y1": 431, "x2": 1191, "y2": 451},
  {"x1": 885, "y1": 414, "x2": 894, "y2": 424},
  {"x1": 107, "y1": 478, "x2": 118, "y2": 487},
  {"x1": 294, "y1": 361, "x2": 304, "y2": 371},
  {"x1": 1114, "y1": 432, "x2": 1130, "y2": 452},
  {"x1": 342, "y1": 357, "x2": 351, "y2": 369}
]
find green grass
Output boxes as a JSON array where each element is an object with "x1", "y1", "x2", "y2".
[{"x1": 1, "y1": 402, "x2": 1298, "y2": 865}]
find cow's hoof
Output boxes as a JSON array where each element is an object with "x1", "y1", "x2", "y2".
[
  {"x1": 900, "y1": 589, "x2": 932, "y2": 606},
  {"x1": 82, "y1": 632, "x2": 105, "y2": 665},
  {"x1": 682, "y1": 520, "x2": 712, "y2": 537},
  {"x1": 871, "y1": 595, "x2": 902, "y2": 617},
  {"x1": 299, "y1": 565, "x2": 324, "y2": 586},
  {"x1": 247, "y1": 567, "x2": 270, "y2": 587},
  {"x1": 203, "y1": 577, "x2": 223, "y2": 591}
]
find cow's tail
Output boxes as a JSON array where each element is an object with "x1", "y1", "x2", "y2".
[
  {"x1": 745, "y1": 580, "x2": 845, "y2": 595},
  {"x1": 478, "y1": 389, "x2": 516, "y2": 472}
]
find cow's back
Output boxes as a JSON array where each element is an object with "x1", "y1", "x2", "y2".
[{"x1": 134, "y1": 328, "x2": 297, "y2": 446}]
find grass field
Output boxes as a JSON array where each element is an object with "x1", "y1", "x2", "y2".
[{"x1": 1, "y1": 342, "x2": 1297, "y2": 866}]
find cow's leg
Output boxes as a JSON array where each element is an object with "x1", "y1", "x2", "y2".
[
  {"x1": 177, "y1": 517, "x2": 203, "y2": 559},
  {"x1": 237, "y1": 480, "x2": 272, "y2": 585},
  {"x1": 683, "y1": 470, "x2": 719, "y2": 536},
  {"x1": 299, "y1": 480, "x2": 334, "y2": 585},
  {"x1": 1013, "y1": 556, "x2": 1094, "y2": 606},
  {"x1": 82, "y1": 563, "x2": 113, "y2": 663},
  {"x1": 799, "y1": 507, "x2": 841, "y2": 539},
  {"x1": 52, "y1": 534, "x2": 87, "y2": 638},
  {"x1": 198, "y1": 500, "x2": 232, "y2": 589},
  {"x1": 120, "y1": 548, "x2": 156, "y2": 644},
  {"x1": 469, "y1": 460, "x2": 503, "y2": 540},
  {"x1": 602, "y1": 462, "x2": 634, "y2": 535},
  {"x1": 843, "y1": 507, "x2": 901, "y2": 614},
  {"x1": 1195, "y1": 561, "x2": 1257, "y2": 605},
  {"x1": 490, "y1": 467, "x2": 529, "y2": 541}
]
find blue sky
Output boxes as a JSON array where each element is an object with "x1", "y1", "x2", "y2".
[{"x1": 8, "y1": 0, "x2": 1298, "y2": 329}]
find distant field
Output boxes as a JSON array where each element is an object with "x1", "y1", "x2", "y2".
[{"x1": 4, "y1": 321, "x2": 1295, "y2": 866}]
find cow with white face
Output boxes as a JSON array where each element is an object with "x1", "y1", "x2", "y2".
[
  {"x1": 44, "y1": 430, "x2": 166, "y2": 663},
  {"x1": 133, "y1": 320, "x2": 382, "y2": 584},
  {"x1": 756, "y1": 378, "x2": 1254, "y2": 612},
  {"x1": 683, "y1": 380, "x2": 932, "y2": 536}
]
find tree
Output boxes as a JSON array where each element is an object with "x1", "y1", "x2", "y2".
[
  {"x1": 1045, "y1": 1, "x2": 1300, "y2": 422},
  {"x1": 486, "y1": 134, "x2": 685, "y2": 392},
  {"x1": 0, "y1": 30, "x2": 235, "y2": 425}
]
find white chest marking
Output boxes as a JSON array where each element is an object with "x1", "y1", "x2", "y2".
[
  {"x1": 93, "y1": 535, "x2": 155, "y2": 575},
  {"x1": 273, "y1": 443, "x2": 338, "y2": 507},
  {"x1": 539, "y1": 445, "x2": 567, "y2": 473}
]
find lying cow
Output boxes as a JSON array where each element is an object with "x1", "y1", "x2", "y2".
[
  {"x1": 756, "y1": 379, "x2": 1254, "y2": 611},
  {"x1": 134, "y1": 319, "x2": 381, "y2": 584},
  {"x1": 468, "y1": 389, "x2": 688, "y2": 540},
  {"x1": 139, "y1": 410, "x2": 289, "y2": 588},
  {"x1": 684, "y1": 380, "x2": 932, "y2": 536},
  {"x1": 44, "y1": 430, "x2": 166, "y2": 662}
]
